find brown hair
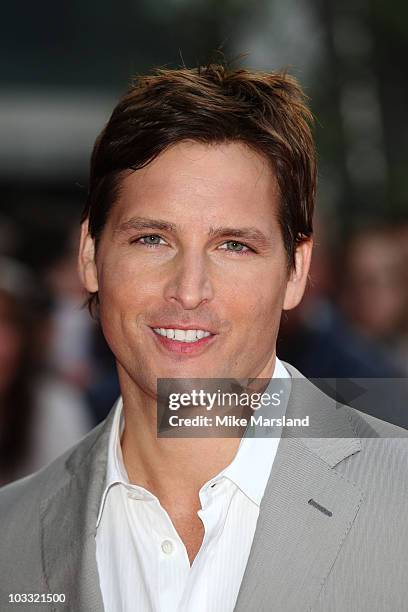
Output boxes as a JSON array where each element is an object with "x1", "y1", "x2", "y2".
[{"x1": 81, "y1": 62, "x2": 316, "y2": 315}]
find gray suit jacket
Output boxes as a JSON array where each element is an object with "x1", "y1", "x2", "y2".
[{"x1": 1, "y1": 363, "x2": 408, "y2": 612}]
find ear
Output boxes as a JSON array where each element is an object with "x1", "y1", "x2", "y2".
[
  {"x1": 78, "y1": 219, "x2": 99, "y2": 293},
  {"x1": 283, "y1": 237, "x2": 313, "y2": 311}
]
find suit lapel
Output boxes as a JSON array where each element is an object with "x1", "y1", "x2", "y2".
[
  {"x1": 234, "y1": 365, "x2": 364, "y2": 612},
  {"x1": 40, "y1": 404, "x2": 117, "y2": 612}
]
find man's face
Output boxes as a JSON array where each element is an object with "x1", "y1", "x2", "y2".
[{"x1": 79, "y1": 141, "x2": 311, "y2": 396}]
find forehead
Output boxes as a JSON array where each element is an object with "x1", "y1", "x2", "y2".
[{"x1": 109, "y1": 141, "x2": 280, "y2": 227}]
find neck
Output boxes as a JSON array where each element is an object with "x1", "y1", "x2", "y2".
[{"x1": 118, "y1": 354, "x2": 277, "y2": 502}]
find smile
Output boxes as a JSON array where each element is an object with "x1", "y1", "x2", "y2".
[
  {"x1": 148, "y1": 326, "x2": 217, "y2": 355},
  {"x1": 153, "y1": 328, "x2": 212, "y2": 343}
]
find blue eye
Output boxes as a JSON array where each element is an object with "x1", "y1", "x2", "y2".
[
  {"x1": 219, "y1": 241, "x2": 251, "y2": 255},
  {"x1": 134, "y1": 235, "x2": 165, "y2": 247},
  {"x1": 131, "y1": 235, "x2": 253, "y2": 255}
]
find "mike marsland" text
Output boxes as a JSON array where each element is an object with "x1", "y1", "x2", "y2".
[{"x1": 167, "y1": 415, "x2": 310, "y2": 427}]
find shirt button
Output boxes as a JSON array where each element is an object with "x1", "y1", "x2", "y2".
[{"x1": 161, "y1": 539, "x2": 174, "y2": 555}]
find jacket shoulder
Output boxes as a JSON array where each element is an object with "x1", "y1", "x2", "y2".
[
  {"x1": 282, "y1": 359, "x2": 408, "y2": 439},
  {"x1": 346, "y1": 405, "x2": 408, "y2": 439},
  {"x1": 0, "y1": 414, "x2": 112, "y2": 608},
  {"x1": 0, "y1": 418, "x2": 107, "y2": 527}
]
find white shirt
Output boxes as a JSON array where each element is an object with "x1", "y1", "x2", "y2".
[{"x1": 95, "y1": 358, "x2": 290, "y2": 612}]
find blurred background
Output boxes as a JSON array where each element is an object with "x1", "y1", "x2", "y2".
[{"x1": 0, "y1": 0, "x2": 407, "y2": 484}]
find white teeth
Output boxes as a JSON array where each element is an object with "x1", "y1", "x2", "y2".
[{"x1": 152, "y1": 328, "x2": 212, "y2": 343}]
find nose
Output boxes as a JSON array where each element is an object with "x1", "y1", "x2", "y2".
[{"x1": 163, "y1": 250, "x2": 214, "y2": 310}]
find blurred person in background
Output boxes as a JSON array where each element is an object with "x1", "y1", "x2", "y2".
[
  {"x1": 278, "y1": 216, "x2": 406, "y2": 427},
  {"x1": 337, "y1": 223, "x2": 408, "y2": 374},
  {"x1": 278, "y1": 215, "x2": 403, "y2": 379},
  {"x1": 45, "y1": 224, "x2": 95, "y2": 389},
  {"x1": 44, "y1": 223, "x2": 120, "y2": 424},
  {"x1": 0, "y1": 256, "x2": 93, "y2": 486}
]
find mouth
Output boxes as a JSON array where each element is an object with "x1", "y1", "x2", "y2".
[{"x1": 148, "y1": 326, "x2": 217, "y2": 356}]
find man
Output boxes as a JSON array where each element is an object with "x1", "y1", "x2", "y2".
[{"x1": 1, "y1": 63, "x2": 407, "y2": 612}]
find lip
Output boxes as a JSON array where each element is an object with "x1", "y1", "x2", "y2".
[
  {"x1": 149, "y1": 323, "x2": 216, "y2": 334},
  {"x1": 148, "y1": 326, "x2": 217, "y2": 356}
]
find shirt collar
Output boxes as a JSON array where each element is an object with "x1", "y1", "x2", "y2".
[
  {"x1": 203, "y1": 357, "x2": 290, "y2": 505},
  {"x1": 96, "y1": 357, "x2": 289, "y2": 527}
]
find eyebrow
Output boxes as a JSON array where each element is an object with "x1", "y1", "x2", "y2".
[{"x1": 114, "y1": 216, "x2": 272, "y2": 246}]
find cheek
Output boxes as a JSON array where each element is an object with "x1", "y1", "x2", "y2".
[
  {"x1": 233, "y1": 271, "x2": 287, "y2": 321},
  {"x1": 97, "y1": 254, "x2": 156, "y2": 310},
  {"x1": 252, "y1": 295, "x2": 284, "y2": 336}
]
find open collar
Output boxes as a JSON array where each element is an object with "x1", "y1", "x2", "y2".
[{"x1": 97, "y1": 357, "x2": 290, "y2": 523}]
